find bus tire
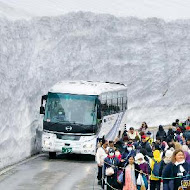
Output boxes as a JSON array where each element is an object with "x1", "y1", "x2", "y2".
[{"x1": 49, "y1": 152, "x2": 56, "y2": 159}]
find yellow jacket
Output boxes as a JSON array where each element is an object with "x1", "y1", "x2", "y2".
[
  {"x1": 150, "y1": 150, "x2": 161, "y2": 180},
  {"x1": 146, "y1": 137, "x2": 153, "y2": 145}
]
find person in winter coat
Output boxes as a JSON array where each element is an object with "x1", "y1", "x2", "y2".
[
  {"x1": 140, "y1": 135, "x2": 153, "y2": 157},
  {"x1": 159, "y1": 149, "x2": 173, "y2": 178},
  {"x1": 162, "y1": 149, "x2": 190, "y2": 190},
  {"x1": 96, "y1": 139, "x2": 108, "y2": 185},
  {"x1": 167, "y1": 127, "x2": 175, "y2": 141},
  {"x1": 179, "y1": 123, "x2": 186, "y2": 133},
  {"x1": 122, "y1": 156, "x2": 140, "y2": 190},
  {"x1": 153, "y1": 137, "x2": 164, "y2": 151},
  {"x1": 127, "y1": 127, "x2": 140, "y2": 141},
  {"x1": 139, "y1": 122, "x2": 148, "y2": 134},
  {"x1": 146, "y1": 131, "x2": 153, "y2": 145},
  {"x1": 135, "y1": 152, "x2": 149, "y2": 189},
  {"x1": 156, "y1": 125, "x2": 166, "y2": 141},
  {"x1": 116, "y1": 135, "x2": 129, "y2": 154},
  {"x1": 175, "y1": 128, "x2": 183, "y2": 142},
  {"x1": 115, "y1": 148, "x2": 122, "y2": 161},
  {"x1": 185, "y1": 116, "x2": 190, "y2": 126},
  {"x1": 150, "y1": 149, "x2": 162, "y2": 190},
  {"x1": 104, "y1": 148, "x2": 120, "y2": 190},
  {"x1": 121, "y1": 142, "x2": 136, "y2": 163}
]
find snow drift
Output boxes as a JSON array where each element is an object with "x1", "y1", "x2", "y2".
[{"x1": 0, "y1": 12, "x2": 190, "y2": 168}]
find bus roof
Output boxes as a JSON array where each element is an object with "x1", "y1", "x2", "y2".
[{"x1": 49, "y1": 81, "x2": 127, "y2": 95}]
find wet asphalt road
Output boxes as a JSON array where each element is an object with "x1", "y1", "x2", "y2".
[{"x1": 0, "y1": 154, "x2": 100, "y2": 190}]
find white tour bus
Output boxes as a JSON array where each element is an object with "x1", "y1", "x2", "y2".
[{"x1": 40, "y1": 81, "x2": 127, "y2": 158}]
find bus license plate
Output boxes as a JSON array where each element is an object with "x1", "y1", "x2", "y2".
[{"x1": 62, "y1": 147, "x2": 72, "y2": 153}]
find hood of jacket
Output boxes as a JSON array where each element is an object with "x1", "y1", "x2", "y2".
[{"x1": 153, "y1": 150, "x2": 161, "y2": 162}]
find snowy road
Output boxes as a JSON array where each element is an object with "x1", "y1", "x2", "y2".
[{"x1": 0, "y1": 154, "x2": 99, "y2": 190}]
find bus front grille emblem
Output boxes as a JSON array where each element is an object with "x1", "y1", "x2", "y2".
[{"x1": 65, "y1": 126, "x2": 72, "y2": 131}]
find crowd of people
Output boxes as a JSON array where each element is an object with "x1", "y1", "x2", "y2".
[{"x1": 96, "y1": 118, "x2": 190, "y2": 190}]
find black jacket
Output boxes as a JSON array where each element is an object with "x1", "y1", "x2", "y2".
[
  {"x1": 140, "y1": 141, "x2": 153, "y2": 157},
  {"x1": 156, "y1": 130, "x2": 166, "y2": 141},
  {"x1": 167, "y1": 129, "x2": 175, "y2": 140},
  {"x1": 162, "y1": 161, "x2": 190, "y2": 190}
]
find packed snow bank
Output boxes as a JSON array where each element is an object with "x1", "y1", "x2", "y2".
[{"x1": 0, "y1": 12, "x2": 190, "y2": 168}]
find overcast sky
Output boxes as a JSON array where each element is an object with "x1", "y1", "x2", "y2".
[{"x1": 1, "y1": 0, "x2": 190, "y2": 20}]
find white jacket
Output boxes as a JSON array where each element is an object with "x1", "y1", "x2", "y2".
[
  {"x1": 127, "y1": 131, "x2": 140, "y2": 140},
  {"x1": 96, "y1": 147, "x2": 107, "y2": 166}
]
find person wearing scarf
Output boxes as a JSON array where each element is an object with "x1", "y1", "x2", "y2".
[
  {"x1": 121, "y1": 142, "x2": 136, "y2": 166},
  {"x1": 162, "y1": 149, "x2": 190, "y2": 190},
  {"x1": 122, "y1": 156, "x2": 140, "y2": 190},
  {"x1": 135, "y1": 153, "x2": 149, "y2": 190},
  {"x1": 104, "y1": 148, "x2": 120, "y2": 190}
]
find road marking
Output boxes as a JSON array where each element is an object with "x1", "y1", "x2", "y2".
[{"x1": 0, "y1": 153, "x2": 45, "y2": 176}]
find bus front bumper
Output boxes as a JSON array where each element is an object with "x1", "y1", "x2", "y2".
[{"x1": 42, "y1": 132, "x2": 96, "y2": 155}]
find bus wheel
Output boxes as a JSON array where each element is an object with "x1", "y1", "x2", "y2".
[{"x1": 49, "y1": 152, "x2": 56, "y2": 159}]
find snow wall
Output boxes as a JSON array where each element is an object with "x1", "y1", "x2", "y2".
[{"x1": 0, "y1": 12, "x2": 190, "y2": 169}]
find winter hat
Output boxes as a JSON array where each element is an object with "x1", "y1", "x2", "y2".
[
  {"x1": 153, "y1": 150, "x2": 161, "y2": 162},
  {"x1": 108, "y1": 148, "x2": 115, "y2": 158},
  {"x1": 182, "y1": 145, "x2": 189, "y2": 152},
  {"x1": 164, "y1": 149, "x2": 173, "y2": 164},
  {"x1": 108, "y1": 148, "x2": 115, "y2": 154},
  {"x1": 135, "y1": 153, "x2": 146, "y2": 164},
  {"x1": 146, "y1": 131, "x2": 151, "y2": 135},
  {"x1": 165, "y1": 149, "x2": 173, "y2": 158},
  {"x1": 159, "y1": 125, "x2": 164, "y2": 131},
  {"x1": 135, "y1": 153, "x2": 144, "y2": 160},
  {"x1": 141, "y1": 135, "x2": 146, "y2": 139},
  {"x1": 186, "y1": 126, "x2": 190, "y2": 130}
]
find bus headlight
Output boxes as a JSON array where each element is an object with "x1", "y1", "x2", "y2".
[
  {"x1": 83, "y1": 144, "x2": 93, "y2": 149},
  {"x1": 44, "y1": 140, "x2": 53, "y2": 147},
  {"x1": 42, "y1": 133, "x2": 56, "y2": 148}
]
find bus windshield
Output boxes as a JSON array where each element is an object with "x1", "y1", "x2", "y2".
[{"x1": 44, "y1": 93, "x2": 98, "y2": 125}]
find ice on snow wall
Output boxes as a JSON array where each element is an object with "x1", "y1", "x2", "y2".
[{"x1": 0, "y1": 12, "x2": 190, "y2": 168}]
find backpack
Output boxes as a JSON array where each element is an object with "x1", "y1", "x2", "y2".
[{"x1": 152, "y1": 158, "x2": 161, "y2": 177}]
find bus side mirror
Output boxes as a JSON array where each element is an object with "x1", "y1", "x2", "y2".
[
  {"x1": 40, "y1": 95, "x2": 47, "y2": 114},
  {"x1": 97, "y1": 110, "x2": 101, "y2": 119},
  {"x1": 40, "y1": 106, "x2": 45, "y2": 114},
  {"x1": 97, "y1": 100, "x2": 101, "y2": 119}
]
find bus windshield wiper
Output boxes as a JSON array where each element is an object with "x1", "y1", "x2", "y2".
[
  {"x1": 47, "y1": 120, "x2": 70, "y2": 126},
  {"x1": 46, "y1": 120, "x2": 83, "y2": 126},
  {"x1": 68, "y1": 121, "x2": 83, "y2": 125}
]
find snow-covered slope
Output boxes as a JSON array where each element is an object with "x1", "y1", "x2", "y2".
[{"x1": 0, "y1": 11, "x2": 190, "y2": 168}]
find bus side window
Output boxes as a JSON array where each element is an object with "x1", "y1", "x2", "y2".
[
  {"x1": 107, "y1": 92, "x2": 113, "y2": 114},
  {"x1": 123, "y1": 97, "x2": 127, "y2": 110},
  {"x1": 112, "y1": 98, "x2": 117, "y2": 114},
  {"x1": 112, "y1": 92, "x2": 118, "y2": 114},
  {"x1": 107, "y1": 99, "x2": 112, "y2": 115},
  {"x1": 117, "y1": 97, "x2": 122, "y2": 111}
]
